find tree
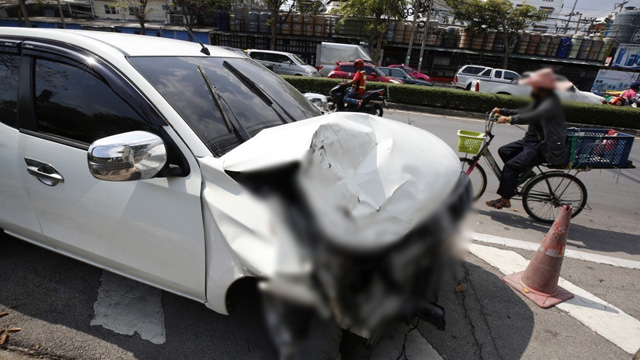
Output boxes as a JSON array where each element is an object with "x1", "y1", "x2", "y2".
[
  {"x1": 335, "y1": 0, "x2": 408, "y2": 64},
  {"x1": 116, "y1": 0, "x2": 151, "y2": 34},
  {"x1": 266, "y1": 0, "x2": 287, "y2": 50},
  {"x1": 445, "y1": 0, "x2": 543, "y2": 68},
  {"x1": 267, "y1": 0, "x2": 324, "y2": 51},
  {"x1": 173, "y1": 0, "x2": 230, "y2": 40}
]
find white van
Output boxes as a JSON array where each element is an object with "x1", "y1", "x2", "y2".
[{"x1": 247, "y1": 49, "x2": 319, "y2": 77}]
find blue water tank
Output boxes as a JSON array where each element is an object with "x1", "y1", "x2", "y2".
[{"x1": 556, "y1": 36, "x2": 571, "y2": 58}]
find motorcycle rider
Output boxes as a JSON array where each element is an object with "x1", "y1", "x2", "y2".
[
  {"x1": 610, "y1": 81, "x2": 640, "y2": 106},
  {"x1": 343, "y1": 59, "x2": 367, "y2": 108},
  {"x1": 486, "y1": 68, "x2": 568, "y2": 210}
]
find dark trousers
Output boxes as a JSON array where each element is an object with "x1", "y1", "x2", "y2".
[{"x1": 497, "y1": 139, "x2": 544, "y2": 199}]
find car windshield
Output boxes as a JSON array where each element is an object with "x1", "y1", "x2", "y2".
[
  {"x1": 129, "y1": 56, "x2": 321, "y2": 157},
  {"x1": 290, "y1": 53, "x2": 306, "y2": 65}
]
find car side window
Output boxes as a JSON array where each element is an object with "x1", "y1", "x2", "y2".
[
  {"x1": 340, "y1": 65, "x2": 355, "y2": 73},
  {"x1": 0, "y1": 52, "x2": 19, "y2": 128},
  {"x1": 504, "y1": 71, "x2": 519, "y2": 81},
  {"x1": 479, "y1": 69, "x2": 492, "y2": 76},
  {"x1": 494, "y1": 70, "x2": 503, "y2": 78},
  {"x1": 34, "y1": 58, "x2": 151, "y2": 144},
  {"x1": 380, "y1": 68, "x2": 390, "y2": 76},
  {"x1": 273, "y1": 54, "x2": 289, "y2": 64},
  {"x1": 363, "y1": 66, "x2": 376, "y2": 76},
  {"x1": 462, "y1": 66, "x2": 480, "y2": 75},
  {"x1": 250, "y1": 52, "x2": 264, "y2": 61},
  {"x1": 391, "y1": 69, "x2": 404, "y2": 78}
]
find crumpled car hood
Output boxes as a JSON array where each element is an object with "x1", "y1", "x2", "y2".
[{"x1": 221, "y1": 112, "x2": 461, "y2": 251}]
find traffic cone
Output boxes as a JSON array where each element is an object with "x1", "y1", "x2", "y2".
[{"x1": 502, "y1": 205, "x2": 574, "y2": 308}]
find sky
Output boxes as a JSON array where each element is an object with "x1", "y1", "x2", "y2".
[{"x1": 560, "y1": 0, "x2": 638, "y2": 18}]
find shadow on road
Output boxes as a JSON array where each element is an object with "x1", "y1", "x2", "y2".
[
  {"x1": 477, "y1": 209, "x2": 640, "y2": 256},
  {"x1": 0, "y1": 232, "x2": 277, "y2": 360}
]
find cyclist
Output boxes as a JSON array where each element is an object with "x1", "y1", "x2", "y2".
[{"x1": 486, "y1": 68, "x2": 568, "y2": 210}]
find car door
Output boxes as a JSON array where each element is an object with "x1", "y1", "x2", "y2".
[
  {"x1": 272, "y1": 54, "x2": 295, "y2": 75},
  {"x1": 0, "y1": 40, "x2": 49, "y2": 246},
  {"x1": 17, "y1": 41, "x2": 206, "y2": 300},
  {"x1": 390, "y1": 68, "x2": 408, "y2": 81}
]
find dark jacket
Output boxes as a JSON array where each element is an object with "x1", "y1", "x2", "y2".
[{"x1": 500, "y1": 92, "x2": 568, "y2": 165}]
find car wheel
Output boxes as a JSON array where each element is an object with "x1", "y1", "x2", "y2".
[{"x1": 465, "y1": 83, "x2": 472, "y2": 91}]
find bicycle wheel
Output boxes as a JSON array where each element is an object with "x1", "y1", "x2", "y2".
[
  {"x1": 460, "y1": 158, "x2": 487, "y2": 201},
  {"x1": 522, "y1": 173, "x2": 587, "y2": 223}
]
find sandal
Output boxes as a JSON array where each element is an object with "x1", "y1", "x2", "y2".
[{"x1": 486, "y1": 198, "x2": 511, "y2": 209}]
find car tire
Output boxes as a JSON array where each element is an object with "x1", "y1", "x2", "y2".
[{"x1": 465, "y1": 83, "x2": 472, "y2": 91}]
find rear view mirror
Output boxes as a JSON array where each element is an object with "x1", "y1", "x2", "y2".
[{"x1": 88, "y1": 131, "x2": 167, "y2": 181}]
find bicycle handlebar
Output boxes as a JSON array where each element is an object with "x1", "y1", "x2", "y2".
[{"x1": 486, "y1": 110, "x2": 498, "y2": 134}]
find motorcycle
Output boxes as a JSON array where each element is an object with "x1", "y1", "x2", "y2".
[{"x1": 328, "y1": 83, "x2": 387, "y2": 117}]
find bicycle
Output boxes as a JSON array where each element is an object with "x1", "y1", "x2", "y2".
[{"x1": 457, "y1": 110, "x2": 636, "y2": 223}]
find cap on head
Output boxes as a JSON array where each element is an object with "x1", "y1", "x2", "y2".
[
  {"x1": 354, "y1": 59, "x2": 364, "y2": 69},
  {"x1": 631, "y1": 81, "x2": 640, "y2": 91},
  {"x1": 520, "y1": 68, "x2": 557, "y2": 91}
]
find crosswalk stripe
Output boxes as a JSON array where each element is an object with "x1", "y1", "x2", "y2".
[
  {"x1": 469, "y1": 243, "x2": 640, "y2": 355},
  {"x1": 472, "y1": 232, "x2": 640, "y2": 270}
]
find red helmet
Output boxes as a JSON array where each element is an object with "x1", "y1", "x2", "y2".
[{"x1": 354, "y1": 59, "x2": 364, "y2": 69}]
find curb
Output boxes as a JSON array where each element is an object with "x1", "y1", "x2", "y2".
[{"x1": 388, "y1": 102, "x2": 640, "y2": 137}]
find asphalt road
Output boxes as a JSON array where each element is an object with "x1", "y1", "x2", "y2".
[{"x1": 1, "y1": 110, "x2": 639, "y2": 360}]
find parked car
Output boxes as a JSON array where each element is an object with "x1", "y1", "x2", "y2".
[
  {"x1": 379, "y1": 67, "x2": 432, "y2": 86},
  {"x1": 328, "y1": 61, "x2": 404, "y2": 84},
  {"x1": 247, "y1": 49, "x2": 319, "y2": 77},
  {"x1": 454, "y1": 65, "x2": 519, "y2": 90},
  {"x1": 0, "y1": 28, "x2": 470, "y2": 355},
  {"x1": 470, "y1": 73, "x2": 605, "y2": 105},
  {"x1": 388, "y1": 64, "x2": 432, "y2": 82},
  {"x1": 453, "y1": 65, "x2": 491, "y2": 89}
]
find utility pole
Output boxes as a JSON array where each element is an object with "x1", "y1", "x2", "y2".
[
  {"x1": 57, "y1": 0, "x2": 66, "y2": 28},
  {"x1": 574, "y1": 12, "x2": 582, "y2": 34},
  {"x1": 18, "y1": 0, "x2": 31, "y2": 27},
  {"x1": 405, "y1": 0, "x2": 421, "y2": 65},
  {"x1": 563, "y1": 0, "x2": 578, "y2": 34},
  {"x1": 417, "y1": 0, "x2": 432, "y2": 72}
]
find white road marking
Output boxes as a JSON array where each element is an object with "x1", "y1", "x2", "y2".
[
  {"x1": 369, "y1": 323, "x2": 443, "y2": 360},
  {"x1": 469, "y1": 243, "x2": 640, "y2": 355},
  {"x1": 91, "y1": 271, "x2": 166, "y2": 344},
  {"x1": 472, "y1": 232, "x2": 640, "y2": 270}
]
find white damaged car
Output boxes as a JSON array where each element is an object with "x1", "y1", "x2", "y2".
[{"x1": 0, "y1": 29, "x2": 471, "y2": 356}]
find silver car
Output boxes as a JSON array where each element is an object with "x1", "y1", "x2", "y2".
[{"x1": 248, "y1": 49, "x2": 319, "y2": 77}]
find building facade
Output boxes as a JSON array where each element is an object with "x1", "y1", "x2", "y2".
[{"x1": 510, "y1": 0, "x2": 564, "y2": 33}]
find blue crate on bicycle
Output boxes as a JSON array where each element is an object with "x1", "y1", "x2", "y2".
[{"x1": 566, "y1": 128, "x2": 634, "y2": 168}]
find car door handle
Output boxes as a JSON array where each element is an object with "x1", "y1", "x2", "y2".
[{"x1": 25, "y1": 158, "x2": 64, "y2": 186}]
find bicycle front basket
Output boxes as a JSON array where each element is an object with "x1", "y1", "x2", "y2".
[{"x1": 457, "y1": 130, "x2": 485, "y2": 155}]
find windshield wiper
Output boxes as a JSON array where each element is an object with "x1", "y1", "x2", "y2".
[
  {"x1": 197, "y1": 65, "x2": 251, "y2": 142},
  {"x1": 222, "y1": 60, "x2": 297, "y2": 124}
]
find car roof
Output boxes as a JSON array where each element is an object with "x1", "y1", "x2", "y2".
[
  {"x1": 0, "y1": 28, "x2": 243, "y2": 58},
  {"x1": 248, "y1": 49, "x2": 293, "y2": 55}
]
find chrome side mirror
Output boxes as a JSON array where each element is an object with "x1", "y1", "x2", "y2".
[{"x1": 88, "y1": 131, "x2": 167, "y2": 181}]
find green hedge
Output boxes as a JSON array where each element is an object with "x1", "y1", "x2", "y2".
[{"x1": 282, "y1": 76, "x2": 640, "y2": 130}]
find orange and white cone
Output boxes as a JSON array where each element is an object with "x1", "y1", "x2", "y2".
[{"x1": 502, "y1": 205, "x2": 574, "y2": 308}]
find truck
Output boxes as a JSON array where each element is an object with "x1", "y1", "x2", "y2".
[
  {"x1": 453, "y1": 65, "x2": 519, "y2": 90},
  {"x1": 471, "y1": 73, "x2": 606, "y2": 105},
  {"x1": 315, "y1": 42, "x2": 372, "y2": 77}
]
